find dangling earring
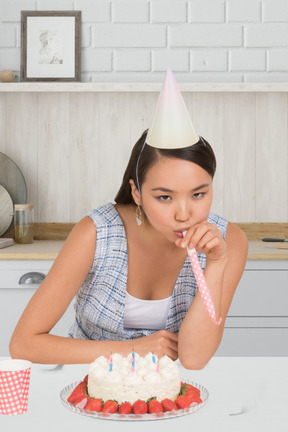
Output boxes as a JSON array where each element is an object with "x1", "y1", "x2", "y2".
[{"x1": 136, "y1": 205, "x2": 142, "y2": 226}]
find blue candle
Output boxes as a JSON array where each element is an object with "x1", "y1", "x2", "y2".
[
  {"x1": 131, "y1": 351, "x2": 135, "y2": 371},
  {"x1": 109, "y1": 355, "x2": 113, "y2": 372},
  {"x1": 152, "y1": 355, "x2": 156, "y2": 363}
]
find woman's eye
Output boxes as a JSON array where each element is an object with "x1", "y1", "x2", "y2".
[
  {"x1": 158, "y1": 195, "x2": 171, "y2": 201},
  {"x1": 192, "y1": 192, "x2": 205, "y2": 199}
]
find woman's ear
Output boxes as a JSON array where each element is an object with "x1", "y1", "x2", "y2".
[{"x1": 129, "y1": 179, "x2": 141, "y2": 205}]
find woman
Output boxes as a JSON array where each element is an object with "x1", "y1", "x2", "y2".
[{"x1": 9, "y1": 129, "x2": 247, "y2": 369}]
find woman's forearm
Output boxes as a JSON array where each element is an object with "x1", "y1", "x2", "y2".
[
  {"x1": 9, "y1": 332, "x2": 134, "y2": 364},
  {"x1": 178, "y1": 258, "x2": 227, "y2": 370}
]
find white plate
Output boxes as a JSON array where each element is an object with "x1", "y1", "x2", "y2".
[
  {"x1": 60, "y1": 380, "x2": 209, "y2": 421},
  {"x1": 0, "y1": 185, "x2": 13, "y2": 236}
]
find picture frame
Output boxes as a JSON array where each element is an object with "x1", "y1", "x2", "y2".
[{"x1": 21, "y1": 11, "x2": 81, "y2": 82}]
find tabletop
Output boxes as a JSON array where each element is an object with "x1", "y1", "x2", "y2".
[{"x1": 1, "y1": 357, "x2": 288, "y2": 432}]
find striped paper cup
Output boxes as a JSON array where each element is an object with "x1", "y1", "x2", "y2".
[{"x1": 0, "y1": 359, "x2": 32, "y2": 415}]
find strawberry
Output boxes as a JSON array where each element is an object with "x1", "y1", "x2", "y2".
[
  {"x1": 180, "y1": 383, "x2": 202, "y2": 404},
  {"x1": 102, "y1": 400, "x2": 118, "y2": 414},
  {"x1": 148, "y1": 399, "x2": 163, "y2": 414},
  {"x1": 161, "y1": 398, "x2": 178, "y2": 412},
  {"x1": 119, "y1": 401, "x2": 132, "y2": 414},
  {"x1": 84, "y1": 396, "x2": 103, "y2": 412},
  {"x1": 132, "y1": 400, "x2": 148, "y2": 414},
  {"x1": 67, "y1": 381, "x2": 87, "y2": 405},
  {"x1": 186, "y1": 393, "x2": 202, "y2": 404},
  {"x1": 175, "y1": 395, "x2": 192, "y2": 409},
  {"x1": 181, "y1": 383, "x2": 201, "y2": 397}
]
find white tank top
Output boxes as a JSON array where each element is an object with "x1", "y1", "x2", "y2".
[{"x1": 123, "y1": 291, "x2": 172, "y2": 330}]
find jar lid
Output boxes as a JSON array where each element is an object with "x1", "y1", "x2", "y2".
[{"x1": 14, "y1": 204, "x2": 34, "y2": 210}]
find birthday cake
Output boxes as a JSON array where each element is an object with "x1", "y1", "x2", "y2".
[{"x1": 88, "y1": 352, "x2": 181, "y2": 405}]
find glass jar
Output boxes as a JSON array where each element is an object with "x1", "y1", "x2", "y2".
[{"x1": 14, "y1": 204, "x2": 34, "y2": 244}]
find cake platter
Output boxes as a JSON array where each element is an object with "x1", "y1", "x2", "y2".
[{"x1": 60, "y1": 380, "x2": 209, "y2": 421}]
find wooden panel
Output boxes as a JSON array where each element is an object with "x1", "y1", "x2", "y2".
[
  {"x1": 130, "y1": 92, "x2": 158, "y2": 147},
  {"x1": 1, "y1": 91, "x2": 288, "y2": 223},
  {"x1": 98, "y1": 93, "x2": 131, "y2": 205},
  {"x1": 191, "y1": 93, "x2": 224, "y2": 216},
  {"x1": 223, "y1": 93, "x2": 256, "y2": 222},
  {"x1": 6, "y1": 93, "x2": 38, "y2": 207},
  {"x1": 256, "y1": 93, "x2": 288, "y2": 222},
  {"x1": 37, "y1": 93, "x2": 70, "y2": 222},
  {"x1": 69, "y1": 93, "x2": 99, "y2": 221}
]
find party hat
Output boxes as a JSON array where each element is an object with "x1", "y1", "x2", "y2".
[{"x1": 146, "y1": 68, "x2": 199, "y2": 149}]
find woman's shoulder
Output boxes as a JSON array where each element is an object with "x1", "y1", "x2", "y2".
[
  {"x1": 226, "y1": 222, "x2": 248, "y2": 249},
  {"x1": 87, "y1": 202, "x2": 135, "y2": 230},
  {"x1": 207, "y1": 212, "x2": 229, "y2": 237},
  {"x1": 87, "y1": 202, "x2": 117, "y2": 225}
]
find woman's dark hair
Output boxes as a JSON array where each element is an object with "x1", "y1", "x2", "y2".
[{"x1": 114, "y1": 129, "x2": 216, "y2": 205}]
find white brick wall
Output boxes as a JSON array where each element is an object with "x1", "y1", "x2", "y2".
[
  {"x1": 151, "y1": 1, "x2": 187, "y2": 23},
  {"x1": 113, "y1": 1, "x2": 149, "y2": 23},
  {"x1": 268, "y1": 49, "x2": 288, "y2": 71},
  {"x1": 230, "y1": 49, "x2": 266, "y2": 71},
  {"x1": 191, "y1": 49, "x2": 227, "y2": 71},
  {"x1": 227, "y1": 0, "x2": 261, "y2": 23},
  {"x1": 36, "y1": 0, "x2": 74, "y2": 10},
  {"x1": 263, "y1": 0, "x2": 288, "y2": 22},
  {"x1": 152, "y1": 49, "x2": 189, "y2": 71},
  {"x1": 0, "y1": 0, "x2": 288, "y2": 82},
  {"x1": 189, "y1": 1, "x2": 225, "y2": 23}
]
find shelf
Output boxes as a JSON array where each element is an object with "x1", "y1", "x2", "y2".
[{"x1": 1, "y1": 82, "x2": 288, "y2": 92}]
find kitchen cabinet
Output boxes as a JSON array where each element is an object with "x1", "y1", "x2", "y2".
[
  {"x1": 216, "y1": 260, "x2": 288, "y2": 356},
  {"x1": 0, "y1": 260, "x2": 75, "y2": 356}
]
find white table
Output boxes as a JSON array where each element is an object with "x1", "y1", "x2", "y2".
[{"x1": 1, "y1": 357, "x2": 288, "y2": 432}]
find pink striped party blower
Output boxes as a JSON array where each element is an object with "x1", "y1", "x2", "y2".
[{"x1": 183, "y1": 231, "x2": 222, "y2": 325}]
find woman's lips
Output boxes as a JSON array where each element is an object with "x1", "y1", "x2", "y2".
[{"x1": 174, "y1": 231, "x2": 185, "y2": 238}]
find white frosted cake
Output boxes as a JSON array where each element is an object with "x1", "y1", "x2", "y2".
[{"x1": 88, "y1": 352, "x2": 181, "y2": 404}]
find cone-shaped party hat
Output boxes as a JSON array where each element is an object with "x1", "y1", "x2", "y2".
[{"x1": 146, "y1": 68, "x2": 199, "y2": 149}]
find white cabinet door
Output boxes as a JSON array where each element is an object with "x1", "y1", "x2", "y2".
[
  {"x1": 0, "y1": 261, "x2": 75, "y2": 356},
  {"x1": 216, "y1": 260, "x2": 288, "y2": 356}
]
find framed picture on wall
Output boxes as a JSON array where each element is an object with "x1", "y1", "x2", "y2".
[{"x1": 21, "y1": 11, "x2": 81, "y2": 82}]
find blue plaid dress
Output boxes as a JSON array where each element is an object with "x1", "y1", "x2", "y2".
[{"x1": 68, "y1": 203, "x2": 228, "y2": 341}]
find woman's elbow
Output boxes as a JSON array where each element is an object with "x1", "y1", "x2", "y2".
[
  {"x1": 9, "y1": 332, "x2": 28, "y2": 359},
  {"x1": 179, "y1": 355, "x2": 208, "y2": 370}
]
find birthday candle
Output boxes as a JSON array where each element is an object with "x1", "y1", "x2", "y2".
[
  {"x1": 152, "y1": 354, "x2": 156, "y2": 364},
  {"x1": 156, "y1": 361, "x2": 160, "y2": 373},
  {"x1": 184, "y1": 232, "x2": 222, "y2": 326},
  {"x1": 109, "y1": 355, "x2": 113, "y2": 372},
  {"x1": 131, "y1": 351, "x2": 135, "y2": 372}
]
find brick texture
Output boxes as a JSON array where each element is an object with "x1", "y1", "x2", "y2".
[{"x1": 0, "y1": 0, "x2": 288, "y2": 82}]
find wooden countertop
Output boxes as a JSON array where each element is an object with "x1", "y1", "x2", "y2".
[
  {"x1": 0, "y1": 239, "x2": 287, "y2": 260},
  {"x1": 0, "y1": 240, "x2": 63, "y2": 260}
]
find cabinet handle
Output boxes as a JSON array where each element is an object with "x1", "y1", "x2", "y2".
[{"x1": 18, "y1": 272, "x2": 46, "y2": 285}]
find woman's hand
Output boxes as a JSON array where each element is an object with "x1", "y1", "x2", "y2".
[
  {"x1": 175, "y1": 221, "x2": 228, "y2": 264},
  {"x1": 133, "y1": 330, "x2": 178, "y2": 361}
]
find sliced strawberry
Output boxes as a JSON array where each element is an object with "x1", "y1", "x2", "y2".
[
  {"x1": 148, "y1": 399, "x2": 163, "y2": 414},
  {"x1": 175, "y1": 395, "x2": 192, "y2": 409},
  {"x1": 161, "y1": 398, "x2": 178, "y2": 412},
  {"x1": 67, "y1": 381, "x2": 87, "y2": 405},
  {"x1": 84, "y1": 396, "x2": 103, "y2": 412},
  {"x1": 119, "y1": 401, "x2": 132, "y2": 414},
  {"x1": 132, "y1": 400, "x2": 148, "y2": 414},
  {"x1": 102, "y1": 400, "x2": 118, "y2": 414}
]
